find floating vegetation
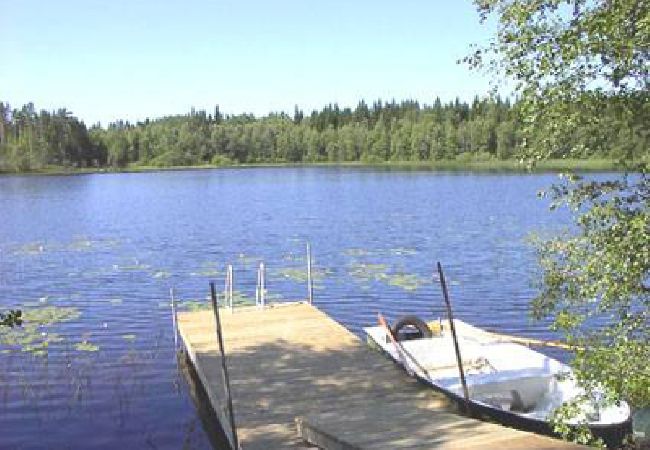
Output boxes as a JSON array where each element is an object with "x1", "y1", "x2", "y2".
[
  {"x1": 237, "y1": 253, "x2": 262, "y2": 267},
  {"x1": 385, "y1": 273, "x2": 428, "y2": 291},
  {"x1": 343, "y1": 248, "x2": 370, "y2": 257},
  {"x1": 190, "y1": 261, "x2": 222, "y2": 277},
  {"x1": 64, "y1": 236, "x2": 121, "y2": 251},
  {"x1": 0, "y1": 305, "x2": 80, "y2": 356},
  {"x1": 348, "y1": 263, "x2": 388, "y2": 283},
  {"x1": 109, "y1": 298, "x2": 123, "y2": 305},
  {"x1": 230, "y1": 291, "x2": 254, "y2": 305},
  {"x1": 21, "y1": 300, "x2": 46, "y2": 308},
  {"x1": 122, "y1": 334, "x2": 136, "y2": 341},
  {"x1": 117, "y1": 263, "x2": 151, "y2": 271},
  {"x1": 114, "y1": 258, "x2": 151, "y2": 271},
  {"x1": 276, "y1": 268, "x2": 308, "y2": 282},
  {"x1": 179, "y1": 300, "x2": 211, "y2": 311},
  {"x1": 0, "y1": 309, "x2": 22, "y2": 327},
  {"x1": 75, "y1": 341, "x2": 99, "y2": 352},
  {"x1": 22, "y1": 306, "x2": 81, "y2": 326},
  {"x1": 189, "y1": 269, "x2": 221, "y2": 277},
  {"x1": 274, "y1": 266, "x2": 330, "y2": 283},
  {"x1": 67, "y1": 238, "x2": 93, "y2": 251},
  {"x1": 0, "y1": 327, "x2": 64, "y2": 356},
  {"x1": 13, "y1": 242, "x2": 46, "y2": 255},
  {"x1": 282, "y1": 252, "x2": 305, "y2": 262},
  {"x1": 389, "y1": 247, "x2": 417, "y2": 256},
  {"x1": 152, "y1": 270, "x2": 171, "y2": 279}
]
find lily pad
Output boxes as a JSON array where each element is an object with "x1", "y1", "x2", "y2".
[
  {"x1": 180, "y1": 300, "x2": 211, "y2": 311},
  {"x1": 230, "y1": 291, "x2": 254, "y2": 306},
  {"x1": 274, "y1": 267, "x2": 329, "y2": 283},
  {"x1": 237, "y1": 254, "x2": 262, "y2": 267},
  {"x1": 22, "y1": 306, "x2": 81, "y2": 325},
  {"x1": 389, "y1": 247, "x2": 417, "y2": 256},
  {"x1": 75, "y1": 341, "x2": 99, "y2": 352},
  {"x1": 152, "y1": 271, "x2": 171, "y2": 279},
  {"x1": 0, "y1": 305, "x2": 79, "y2": 354},
  {"x1": 0, "y1": 325, "x2": 63, "y2": 355},
  {"x1": 385, "y1": 273, "x2": 428, "y2": 291},
  {"x1": 190, "y1": 269, "x2": 221, "y2": 277},
  {"x1": 13, "y1": 242, "x2": 46, "y2": 255},
  {"x1": 343, "y1": 248, "x2": 370, "y2": 257},
  {"x1": 348, "y1": 263, "x2": 388, "y2": 282},
  {"x1": 119, "y1": 263, "x2": 151, "y2": 271},
  {"x1": 67, "y1": 238, "x2": 94, "y2": 251}
]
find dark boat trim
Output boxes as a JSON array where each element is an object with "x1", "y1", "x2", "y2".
[{"x1": 368, "y1": 336, "x2": 632, "y2": 448}]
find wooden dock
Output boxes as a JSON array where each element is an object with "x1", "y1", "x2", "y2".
[{"x1": 177, "y1": 302, "x2": 582, "y2": 449}]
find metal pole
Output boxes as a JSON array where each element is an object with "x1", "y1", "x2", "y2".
[
  {"x1": 436, "y1": 262, "x2": 471, "y2": 415},
  {"x1": 255, "y1": 264, "x2": 261, "y2": 307},
  {"x1": 170, "y1": 287, "x2": 178, "y2": 352},
  {"x1": 260, "y1": 262, "x2": 266, "y2": 307},
  {"x1": 228, "y1": 264, "x2": 234, "y2": 312},
  {"x1": 306, "y1": 242, "x2": 313, "y2": 304},
  {"x1": 210, "y1": 282, "x2": 239, "y2": 450},
  {"x1": 224, "y1": 267, "x2": 230, "y2": 308}
]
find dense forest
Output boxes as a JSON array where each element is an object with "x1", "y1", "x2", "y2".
[{"x1": 0, "y1": 97, "x2": 646, "y2": 172}]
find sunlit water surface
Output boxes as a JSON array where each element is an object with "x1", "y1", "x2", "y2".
[{"x1": 0, "y1": 167, "x2": 577, "y2": 449}]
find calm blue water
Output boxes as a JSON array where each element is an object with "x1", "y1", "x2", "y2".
[{"x1": 0, "y1": 167, "x2": 574, "y2": 449}]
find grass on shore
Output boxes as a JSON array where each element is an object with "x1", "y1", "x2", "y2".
[{"x1": 0, "y1": 158, "x2": 641, "y2": 176}]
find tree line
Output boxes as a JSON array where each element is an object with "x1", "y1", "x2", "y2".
[{"x1": 0, "y1": 96, "x2": 646, "y2": 171}]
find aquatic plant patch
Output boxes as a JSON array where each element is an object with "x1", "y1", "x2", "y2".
[
  {"x1": 22, "y1": 306, "x2": 81, "y2": 326},
  {"x1": 152, "y1": 270, "x2": 171, "y2": 279},
  {"x1": 75, "y1": 340, "x2": 99, "y2": 352},
  {"x1": 189, "y1": 269, "x2": 221, "y2": 277},
  {"x1": 178, "y1": 300, "x2": 211, "y2": 311},
  {"x1": 385, "y1": 273, "x2": 429, "y2": 291},
  {"x1": 343, "y1": 248, "x2": 371, "y2": 257},
  {"x1": 0, "y1": 305, "x2": 81, "y2": 356},
  {"x1": 348, "y1": 262, "x2": 388, "y2": 283},
  {"x1": 12, "y1": 242, "x2": 46, "y2": 255},
  {"x1": 388, "y1": 248, "x2": 417, "y2": 256},
  {"x1": 274, "y1": 266, "x2": 330, "y2": 283},
  {"x1": 117, "y1": 263, "x2": 151, "y2": 271}
]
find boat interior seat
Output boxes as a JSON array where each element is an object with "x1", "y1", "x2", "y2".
[{"x1": 469, "y1": 375, "x2": 551, "y2": 411}]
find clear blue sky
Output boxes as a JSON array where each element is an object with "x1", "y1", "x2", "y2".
[{"x1": 1, "y1": 0, "x2": 495, "y2": 126}]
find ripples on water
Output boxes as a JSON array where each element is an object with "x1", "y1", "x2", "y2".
[{"x1": 0, "y1": 168, "x2": 573, "y2": 448}]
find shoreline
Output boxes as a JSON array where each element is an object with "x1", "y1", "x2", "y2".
[{"x1": 0, "y1": 158, "x2": 638, "y2": 176}]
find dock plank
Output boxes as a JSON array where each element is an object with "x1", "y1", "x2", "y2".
[{"x1": 178, "y1": 302, "x2": 581, "y2": 449}]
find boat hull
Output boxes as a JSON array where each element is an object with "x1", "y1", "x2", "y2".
[{"x1": 369, "y1": 337, "x2": 632, "y2": 449}]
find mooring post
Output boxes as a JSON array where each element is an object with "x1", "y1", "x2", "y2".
[
  {"x1": 436, "y1": 262, "x2": 471, "y2": 416},
  {"x1": 306, "y1": 242, "x2": 314, "y2": 304},
  {"x1": 209, "y1": 282, "x2": 240, "y2": 450},
  {"x1": 170, "y1": 286, "x2": 178, "y2": 352}
]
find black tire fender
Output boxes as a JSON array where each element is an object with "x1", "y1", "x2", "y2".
[{"x1": 391, "y1": 315, "x2": 433, "y2": 341}]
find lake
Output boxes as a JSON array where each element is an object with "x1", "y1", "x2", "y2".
[{"x1": 0, "y1": 167, "x2": 573, "y2": 449}]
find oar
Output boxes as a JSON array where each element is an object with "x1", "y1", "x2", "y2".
[
  {"x1": 377, "y1": 313, "x2": 432, "y2": 378},
  {"x1": 436, "y1": 262, "x2": 471, "y2": 415},
  {"x1": 377, "y1": 313, "x2": 415, "y2": 376}
]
